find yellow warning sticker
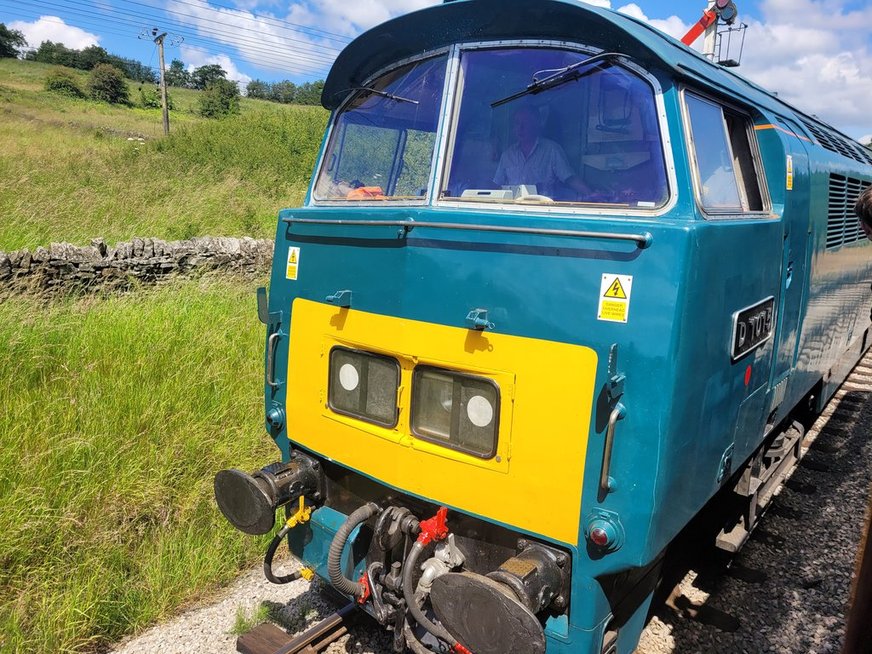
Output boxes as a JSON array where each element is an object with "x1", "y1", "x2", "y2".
[
  {"x1": 786, "y1": 155, "x2": 794, "y2": 191},
  {"x1": 286, "y1": 247, "x2": 300, "y2": 281},
  {"x1": 598, "y1": 274, "x2": 633, "y2": 323}
]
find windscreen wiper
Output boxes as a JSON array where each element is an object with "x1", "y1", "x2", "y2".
[
  {"x1": 491, "y1": 52, "x2": 625, "y2": 108},
  {"x1": 350, "y1": 86, "x2": 419, "y2": 105}
]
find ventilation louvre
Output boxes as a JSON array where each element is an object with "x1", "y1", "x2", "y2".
[
  {"x1": 803, "y1": 120, "x2": 872, "y2": 166},
  {"x1": 826, "y1": 174, "x2": 870, "y2": 250}
]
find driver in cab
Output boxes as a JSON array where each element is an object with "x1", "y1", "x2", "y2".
[{"x1": 493, "y1": 106, "x2": 590, "y2": 200}]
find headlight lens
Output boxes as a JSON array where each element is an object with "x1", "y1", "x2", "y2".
[
  {"x1": 411, "y1": 367, "x2": 499, "y2": 458},
  {"x1": 328, "y1": 347, "x2": 400, "y2": 427}
]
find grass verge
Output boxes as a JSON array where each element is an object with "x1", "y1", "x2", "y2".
[
  {"x1": 0, "y1": 59, "x2": 328, "y2": 251},
  {"x1": 0, "y1": 278, "x2": 276, "y2": 653}
]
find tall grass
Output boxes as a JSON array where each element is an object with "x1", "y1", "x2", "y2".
[
  {"x1": 0, "y1": 279, "x2": 276, "y2": 653},
  {"x1": 0, "y1": 59, "x2": 328, "y2": 251}
]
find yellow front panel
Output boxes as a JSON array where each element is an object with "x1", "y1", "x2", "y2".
[{"x1": 286, "y1": 299, "x2": 598, "y2": 545}]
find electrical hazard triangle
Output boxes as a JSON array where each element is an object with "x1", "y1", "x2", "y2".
[
  {"x1": 289, "y1": 251, "x2": 297, "y2": 264},
  {"x1": 604, "y1": 278, "x2": 627, "y2": 299}
]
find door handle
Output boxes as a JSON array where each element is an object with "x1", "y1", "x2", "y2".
[
  {"x1": 600, "y1": 403, "x2": 626, "y2": 494},
  {"x1": 266, "y1": 332, "x2": 281, "y2": 389}
]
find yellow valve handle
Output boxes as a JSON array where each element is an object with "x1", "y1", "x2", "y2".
[
  {"x1": 285, "y1": 496, "x2": 312, "y2": 529},
  {"x1": 299, "y1": 567, "x2": 315, "y2": 581}
]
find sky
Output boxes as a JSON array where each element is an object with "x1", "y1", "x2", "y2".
[{"x1": 2, "y1": 0, "x2": 870, "y2": 141}]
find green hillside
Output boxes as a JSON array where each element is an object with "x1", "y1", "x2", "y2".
[{"x1": 0, "y1": 59, "x2": 328, "y2": 251}]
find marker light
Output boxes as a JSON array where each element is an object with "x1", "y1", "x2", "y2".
[
  {"x1": 590, "y1": 526, "x2": 611, "y2": 548},
  {"x1": 328, "y1": 347, "x2": 400, "y2": 427},
  {"x1": 411, "y1": 366, "x2": 500, "y2": 458},
  {"x1": 586, "y1": 515, "x2": 623, "y2": 552}
]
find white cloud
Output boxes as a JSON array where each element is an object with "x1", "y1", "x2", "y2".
[
  {"x1": 595, "y1": 0, "x2": 871, "y2": 138},
  {"x1": 860, "y1": 135, "x2": 872, "y2": 146},
  {"x1": 163, "y1": 0, "x2": 441, "y2": 78},
  {"x1": 735, "y1": 0, "x2": 872, "y2": 137},
  {"x1": 9, "y1": 16, "x2": 100, "y2": 50},
  {"x1": 180, "y1": 45, "x2": 252, "y2": 88},
  {"x1": 167, "y1": 0, "x2": 346, "y2": 76},
  {"x1": 286, "y1": 0, "x2": 436, "y2": 36},
  {"x1": 616, "y1": 3, "x2": 692, "y2": 42}
]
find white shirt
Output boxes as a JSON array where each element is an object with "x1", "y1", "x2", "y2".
[{"x1": 493, "y1": 138, "x2": 574, "y2": 198}]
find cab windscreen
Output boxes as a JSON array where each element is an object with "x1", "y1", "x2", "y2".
[
  {"x1": 411, "y1": 367, "x2": 499, "y2": 458},
  {"x1": 328, "y1": 348, "x2": 400, "y2": 427}
]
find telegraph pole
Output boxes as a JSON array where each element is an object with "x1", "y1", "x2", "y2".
[
  {"x1": 152, "y1": 28, "x2": 169, "y2": 136},
  {"x1": 139, "y1": 27, "x2": 180, "y2": 135}
]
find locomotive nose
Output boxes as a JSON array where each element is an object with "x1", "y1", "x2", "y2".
[{"x1": 213, "y1": 453, "x2": 321, "y2": 535}]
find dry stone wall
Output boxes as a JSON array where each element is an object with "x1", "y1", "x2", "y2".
[{"x1": 0, "y1": 236, "x2": 273, "y2": 297}]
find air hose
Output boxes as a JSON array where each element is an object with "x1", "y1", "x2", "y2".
[
  {"x1": 327, "y1": 502, "x2": 380, "y2": 598},
  {"x1": 403, "y1": 619, "x2": 437, "y2": 654},
  {"x1": 263, "y1": 524, "x2": 302, "y2": 585},
  {"x1": 402, "y1": 540, "x2": 460, "y2": 651}
]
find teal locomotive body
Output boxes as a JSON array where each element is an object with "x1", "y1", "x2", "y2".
[{"x1": 214, "y1": 2, "x2": 872, "y2": 652}]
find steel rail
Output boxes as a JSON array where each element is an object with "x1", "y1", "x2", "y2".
[{"x1": 237, "y1": 603, "x2": 357, "y2": 654}]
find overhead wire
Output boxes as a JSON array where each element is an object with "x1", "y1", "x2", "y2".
[
  {"x1": 14, "y1": 0, "x2": 335, "y2": 75},
  {"x1": 123, "y1": 0, "x2": 352, "y2": 46},
  {"x1": 10, "y1": 9, "x2": 163, "y2": 65},
  {"x1": 21, "y1": 0, "x2": 337, "y2": 70},
  {"x1": 110, "y1": 0, "x2": 345, "y2": 57},
  {"x1": 11, "y1": 7, "x2": 320, "y2": 79}
]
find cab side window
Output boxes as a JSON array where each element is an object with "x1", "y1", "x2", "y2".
[{"x1": 685, "y1": 93, "x2": 765, "y2": 214}]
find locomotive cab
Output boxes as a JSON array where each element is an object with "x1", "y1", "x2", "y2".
[{"x1": 214, "y1": 1, "x2": 872, "y2": 653}]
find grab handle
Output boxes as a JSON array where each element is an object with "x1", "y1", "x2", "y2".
[
  {"x1": 266, "y1": 332, "x2": 281, "y2": 389},
  {"x1": 600, "y1": 403, "x2": 626, "y2": 494}
]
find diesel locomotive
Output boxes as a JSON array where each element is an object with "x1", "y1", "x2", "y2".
[{"x1": 213, "y1": 1, "x2": 872, "y2": 652}]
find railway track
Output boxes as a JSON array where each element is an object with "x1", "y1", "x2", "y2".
[
  {"x1": 638, "y1": 350, "x2": 872, "y2": 653},
  {"x1": 237, "y1": 602, "x2": 357, "y2": 654}
]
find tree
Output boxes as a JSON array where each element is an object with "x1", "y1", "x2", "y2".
[
  {"x1": 138, "y1": 84, "x2": 173, "y2": 110},
  {"x1": 246, "y1": 79, "x2": 271, "y2": 100},
  {"x1": 44, "y1": 67, "x2": 85, "y2": 98},
  {"x1": 165, "y1": 59, "x2": 192, "y2": 88},
  {"x1": 87, "y1": 63, "x2": 130, "y2": 104},
  {"x1": 78, "y1": 45, "x2": 110, "y2": 69},
  {"x1": 191, "y1": 64, "x2": 227, "y2": 90},
  {"x1": 30, "y1": 41, "x2": 74, "y2": 67},
  {"x1": 198, "y1": 78, "x2": 240, "y2": 118},
  {"x1": 269, "y1": 80, "x2": 296, "y2": 104},
  {"x1": 111, "y1": 56, "x2": 157, "y2": 84},
  {"x1": 295, "y1": 80, "x2": 324, "y2": 106},
  {"x1": 0, "y1": 23, "x2": 26, "y2": 58}
]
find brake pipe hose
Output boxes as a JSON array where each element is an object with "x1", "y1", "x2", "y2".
[
  {"x1": 402, "y1": 540, "x2": 465, "y2": 651},
  {"x1": 403, "y1": 618, "x2": 438, "y2": 654},
  {"x1": 263, "y1": 524, "x2": 304, "y2": 584},
  {"x1": 327, "y1": 502, "x2": 380, "y2": 598}
]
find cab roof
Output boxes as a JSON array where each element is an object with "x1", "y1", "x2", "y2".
[{"x1": 321, "y1": 0, "x2": 845, "y2": 143}]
